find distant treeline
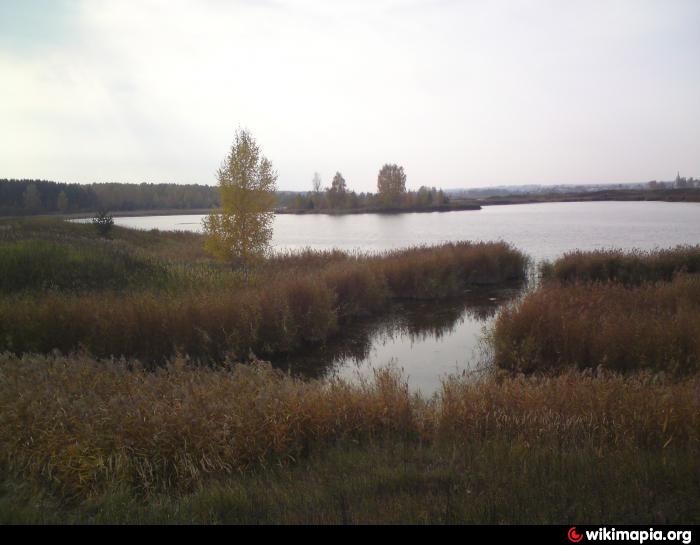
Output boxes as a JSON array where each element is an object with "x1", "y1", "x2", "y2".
[
  {"x1": 479, "y1": 187, "x2": 700, "y2": 206},
  {"x1": 0, "y1": 178, "x2": 456, "y2": 217},
  {"x1": 0, "y1": 178, "x2": 361, "y2": 216},
  {"x1": 0, "y1": 179, "x2": 221, "y2": 216},
  {"x1": 4, "y1": 178, "x2": 698, "y2": 217}
]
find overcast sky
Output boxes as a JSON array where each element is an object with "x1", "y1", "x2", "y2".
[{"x1": 1, "y1": 0, "x2": 699, "y2": 191}]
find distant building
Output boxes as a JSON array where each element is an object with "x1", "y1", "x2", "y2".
[{"x1": 675, "y1": 171, "x2": 690, "y2": 188}]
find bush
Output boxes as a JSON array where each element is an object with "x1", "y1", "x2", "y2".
[{"x1": 91, "y1": 209, "x2": 114, "y2": 238}]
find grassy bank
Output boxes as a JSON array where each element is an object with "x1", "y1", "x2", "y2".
[
  {"x1": 0, "y1": 238, "x2": 170, "y2": 293},
  {"x1": 1, "y1": 353, "x2": 698, "y2": 523},
  {"x1": 3, "y1": 441, "x2": 697, "y2": 524}
]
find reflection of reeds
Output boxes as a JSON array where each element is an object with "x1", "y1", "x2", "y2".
[
  {"x1": 1, "y1": 352, "x2": 697, "y2": 500},
  {"x1": 276, "y1": 287, "x2": 523, "y2": 379}
]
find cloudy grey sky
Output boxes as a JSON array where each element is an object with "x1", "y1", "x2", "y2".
[{"x1": 1, "y1": 0, "x2": 699, "y2": 191}]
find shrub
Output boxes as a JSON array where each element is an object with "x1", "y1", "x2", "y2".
[{"x1": 91, "y1": 209, "x2": 114, "y2": 238}]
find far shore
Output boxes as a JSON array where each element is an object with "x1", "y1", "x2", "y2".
[
  {"x1": 13, "y1": 204, "x2": 483, "y2": 221},
  {"x1": 275, "y1": 203, "x2": 482, "y2": 215},
  {"x1": 3, "y1": 187, "x2": 699, "y2": 221}
]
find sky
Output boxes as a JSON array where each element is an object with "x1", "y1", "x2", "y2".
[{"x1": 1, "y1": 0, "x2": 699, "y2": 191}]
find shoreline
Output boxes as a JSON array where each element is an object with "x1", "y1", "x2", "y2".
[
  {"x1": 2, "y1": 188, "x2": 699, "y2": 220},
  {"x1": 275, "y1": 203, "x2": 482, "y2": 215}
]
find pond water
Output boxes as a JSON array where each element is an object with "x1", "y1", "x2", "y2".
[
  {"x1": 276, "y1": 285, "x2": 522, "y2": 395},
  {"x1": 112, "y1": 201, "x2": 700, "y2": 393}
]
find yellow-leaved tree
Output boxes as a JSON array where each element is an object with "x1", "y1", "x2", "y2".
[{"x1": 203, "y1": 129, "x2": 277, "y2": 280}]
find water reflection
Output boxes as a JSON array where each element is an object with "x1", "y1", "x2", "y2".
[{"x1": 273, "y1": 284, "x2": 523, "y2": 394}]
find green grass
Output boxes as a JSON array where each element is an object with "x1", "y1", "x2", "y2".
[
  {"x1": 0, "y1": 239, "x2": 170, "y2": 293},
  {"x1": 2, "y1": 440, "x2": 697, "y2": 524}
]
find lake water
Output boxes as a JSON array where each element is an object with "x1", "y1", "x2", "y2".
[
  {"x1": 112, "y1": 201, "x2": 700, "y2": 393},
  {"x1": 114, "y1": 201, "x2": 700, "y2": 263}
]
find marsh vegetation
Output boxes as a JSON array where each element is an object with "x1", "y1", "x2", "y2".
[
  {"x1": 496, "y1": 247, "x2": 700, "y2": 374},
  {"x1": 0, "y1": 218, "x2": 526, "y2": 362},
  {"x1": 0, "y1": 217, "x2": 698, "y2": 524},
  {"x1": 1, "y1": 354, "x2": 698, "y2": 524}
]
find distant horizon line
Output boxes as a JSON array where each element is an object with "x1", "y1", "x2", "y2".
[{"x1": 2, "y1": 176, "x2": 695, "y2": 192}]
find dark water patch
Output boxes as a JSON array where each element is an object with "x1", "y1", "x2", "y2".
[{"x1": 273, "y1": 285, "x2": 523, "y2": 394}]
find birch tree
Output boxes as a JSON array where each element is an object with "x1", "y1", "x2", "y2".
[{"x1": 203, "y1": 129, "x2": 277, "y2": 279}]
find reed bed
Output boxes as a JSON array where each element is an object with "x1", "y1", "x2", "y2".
[
  {"x1": 540, "y1": 245, "x2": 700, "y2": 285},
  {"x1": 492, "y1": 274, "x2": 700, "y2": 373},
  {"x1": 0, "y1": 241, "x2": 527, "y2": 360},
  {"x1": 1, "y1": 352, "x2": 697, "y2": 500}
]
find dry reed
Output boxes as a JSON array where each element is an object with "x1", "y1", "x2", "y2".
[
  {"x1": 540, "y1": 245, "x2": 700, "y2": 285},
  {"x1": 1, "y1": 352, "x2": 697, "y2": 498},
  {"x1": 0, "y1": 241, "x2": 527, "y2": 361},
  {"x1": 493, "y1": 274, "x2": 700, "y2": 373}
]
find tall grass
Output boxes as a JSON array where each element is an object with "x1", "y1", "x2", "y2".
[
  {"x1": 0, "y1": 241, "x2": 527, "y2": 360},
  {"x1": 0, "y1": 216, "x2": 211, "y2": 262},
  {"x1": 540, "y1": 245, "x2": 700, "y2": 285},
  {"x1": 0, "y1": 239, "x2": 169, "y2": 292},
  {"x1": 1, "y1": 352, "x2": 697, "y2": 499},
  {"x1": 492, "y1": 274, "x2": 700, "y2": 373},
  {"x1": 3, "y1": 440, "x2": 698, "y2": 524}
]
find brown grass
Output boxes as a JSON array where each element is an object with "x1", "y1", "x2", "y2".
[
  {"x1": 0, "y1": 241, "x2": 527, "y2": 361},
  {"x1": 540, "y1": 245, "x2": 700, "y2": 285},
  {"x1": 1, "y1": 352, "x2": 698, "y2": 499},
  {"x1": 492, "y1": 274, "x2": 700, "y2": 373}
]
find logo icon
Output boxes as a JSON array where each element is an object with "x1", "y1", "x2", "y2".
[{"x1": 568, "y1": 527, "x2": 583, "y2": 543}]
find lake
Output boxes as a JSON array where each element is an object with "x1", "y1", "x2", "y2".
[
  {"x1": 112, "y1": 201, "x2": 700, "y2": 393},
  {"x1": 113, "y1": 201, "x2": 700, "y2": 263}
]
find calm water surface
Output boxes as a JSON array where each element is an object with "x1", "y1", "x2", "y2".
[
  {"x1": 113, "y1": 202, "x2": 700, "y2": 393},
  {"x1": 276, "y1": 286, "x2": 522, "y2": 395},
  {"x1": 114, "y1": 201, "x2": 700, "y2": 263}
]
